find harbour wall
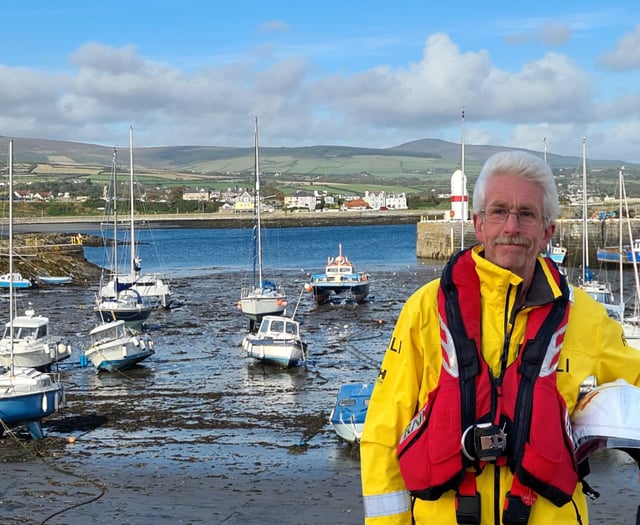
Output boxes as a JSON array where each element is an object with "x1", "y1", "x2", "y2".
[{"x1": 416, "y1": 218, "x2": 640, "y2": 264}]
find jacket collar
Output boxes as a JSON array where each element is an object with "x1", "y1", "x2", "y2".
[{"x1": 470, "y1": 244, "x2": 562, "y2": 308}]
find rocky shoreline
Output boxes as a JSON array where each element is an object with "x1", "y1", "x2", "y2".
[{"x1": 0, "y1": 233, "x2": 104, "y2": 285}]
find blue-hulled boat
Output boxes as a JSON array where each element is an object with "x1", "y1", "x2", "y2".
[
  {"x1": 329, "y1": 383, "x2": 373, "y2": 444},
  {"x1": 0, "y1": 139, "x2": 64, "y2": 440},
  {"x1": 0, "y1": 367, "x2": 64, "y2": 439},
  {"x1": 307, "y1": 244, "x2": 370, "y2": 305}
]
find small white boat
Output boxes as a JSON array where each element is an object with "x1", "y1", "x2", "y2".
[
  {"x1": 84, "y1": 320, "x2": 154, "y2": 372},
  {"x1": 307, "y1": 244, "x2": 370, "y2": 305},
  {"x1": 0, "y1": 307, "x2": 72, "y2": 371},
  {"x1": 38, "y1": 275, "x2": 73, "y2": 286},
  {"x1": 0, "y1": 272, "x2": 32, "y2": 288},
  {"x1": 242, "y1": 315, "x2": 307, "y2": 368},
  {"x1": 329, "y1": 383, "x2": 373, "y2": 444}
]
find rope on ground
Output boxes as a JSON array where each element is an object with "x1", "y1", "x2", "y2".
[{"x1": 0, "y1": 417, "x2": 106, "y2": 525}]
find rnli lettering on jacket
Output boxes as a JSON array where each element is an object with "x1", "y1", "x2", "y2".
[{"x1": 397, "y1": 248, "x2": 579, "y2": 520}]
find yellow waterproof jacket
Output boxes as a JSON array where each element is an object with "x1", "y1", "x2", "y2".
[{"x1": 361, "y1": 246, "x2": 640, "y2": 525}]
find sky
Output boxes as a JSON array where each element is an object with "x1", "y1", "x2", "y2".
[{"x1": 1, "y1": 1, "x2": 640, "y2": 162}]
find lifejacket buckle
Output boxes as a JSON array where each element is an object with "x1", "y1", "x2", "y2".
[
  {"x1": 462, "y1": 422, "x2": 507, "y2": 462},
  {"x1": 455, "y1": 492, "x2": 481, "y2": 524},
  {"x1": 502, "y1": 491, "x2": 533, "y2": 525}
]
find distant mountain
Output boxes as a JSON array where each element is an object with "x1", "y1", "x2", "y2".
[{"x1": 0, "y1": 134, "x2": 628, "y2": 171}]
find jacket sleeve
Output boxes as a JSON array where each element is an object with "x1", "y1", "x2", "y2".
[
  {"x1": 572, "y1": 288, "x2": 640, "y2": 388},
  {"x1": 360, "y1": 281, "x2": 441, "y2": 524}
]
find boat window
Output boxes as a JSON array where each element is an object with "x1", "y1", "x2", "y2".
[
  {"x1": 339, "y1": 398, "x2": 356, "y2": 407},
  {"x1": 364, "y1": 399, "x2": 370, "y2": 407},
  {"x1": 285, "y1": 322, "x2": 297, "y2": 335},
  {"x1": 271, "y1": 321, "x2": 284, "y2": 332},
  {"x1": 36, "y1": 325, "x2": 47, "y2": 338}
]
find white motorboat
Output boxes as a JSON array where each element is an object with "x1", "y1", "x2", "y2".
[
  {"x1": 84, "y1": 320, "x2": 154, "y2": 372},
  {"x1": 242, "y1": 315, "x2": 306, "y2": 368},
  {"x1": 0, "y1": 306, "x2": 72, "y2": 371}
]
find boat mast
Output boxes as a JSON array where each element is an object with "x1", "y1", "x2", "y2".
[
  {"x1": 582, "y1": 137, "x2": 589, "y2": 283},
  {"x1": 254, "y1": 116, "x2": 263, "y2": 289},
  {"x1": 460, "y1": 107, "x2": 465, "y2": 250},
  {"x1": 619, "y1": 168, "x2": 624, "y2": 306},
  {"x1": 8, "y1": 139, "x2": 14, "y2": 376},
  {"x1": 111, "y1": 147, "x2": 119, "y2": 285},
  {"x1": 129, "y1": 126, "x2": 136, "y2": 276},
  {"x1": 621, "y1": 167, "x2": 640, "y2": 312}
]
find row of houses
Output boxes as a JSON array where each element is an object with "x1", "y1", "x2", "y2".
[{"x1": 183, "y1": 188, "x2": 408, "y2": 212}]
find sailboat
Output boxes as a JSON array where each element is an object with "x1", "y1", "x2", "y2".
[
  {"x1": 0, "y1": 139, "x2": 64, "y2": 440},
  {"x1": 578, "y1": 138, "x2": 624, "y2": 320},
  {"x1": 607, "y1": 168, "x2": 640, "y2": 345},
  {"x1": 239, "y1": 117, "x2": 287, "y2": 330},
  {"x1": 94, "y1": 147, "x2": 153, "y2": 328},
  {"x1": 98, "y1": 127, "x2": 173, "y2": 309}
]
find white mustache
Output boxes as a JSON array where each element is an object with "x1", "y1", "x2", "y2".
[{"x1": 493, "y1": 236, "x2": 531, "y2": 247}]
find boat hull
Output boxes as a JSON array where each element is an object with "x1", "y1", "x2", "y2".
[
  {"x1": 38, "y1": 276, "x2": 73, "y2": 285},
  {"x1": 239, "y1": 293, "x2": 287, "y2": 321},
  {"x1": 243, "y1": 338, "x2": 306, "y2": 368},
  {"x1": 0, "y1": 369, "x2": 64, "y2": 439},
  {"x1": 95, "y1": 302, "x2": 152, "y2": 328},
  {"x1": 310, "y1": 281, "x2": 370, "y2": 305},
  {"x1": 0, "y1": 344, "x2": 71, "y2": 371},
  {"x1": 597, "y1": 246, "x2": 640, "y2": 265},
  {"x1": 85, "y1": 341, "x2": 154, "y2": 372},
  {"x1": 88, "y1": 349, "x2": 155, "y2": 372}
]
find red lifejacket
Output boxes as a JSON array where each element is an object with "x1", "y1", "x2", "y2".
[{"x1": 397, "y1": 248, "x2": 578, "y2": 522}]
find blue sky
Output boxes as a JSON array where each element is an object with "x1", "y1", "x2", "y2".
[{"x1": 1, "y1": 1, "x2": 640, "y2": 162}]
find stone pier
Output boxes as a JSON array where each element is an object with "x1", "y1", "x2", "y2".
[{"x1": 416, "y1": 218, "x2": 640, "y2": 264}]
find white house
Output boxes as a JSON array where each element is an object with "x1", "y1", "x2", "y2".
[{"x1": 284, "y1": 190, "x2": 316, "y2": 211}]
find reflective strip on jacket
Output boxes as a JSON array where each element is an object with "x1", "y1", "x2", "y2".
[{"x1": 361, "y1": 245, "x2": 640, "y2": 525}]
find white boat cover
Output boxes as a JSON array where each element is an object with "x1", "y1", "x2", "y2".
[{"x1": 572, "y1": 379, "x2": 640, "y2": 463}]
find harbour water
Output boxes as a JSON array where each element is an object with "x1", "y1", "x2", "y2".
[
  {"x1": 79, "y1": 223, "x2": 421, "y2": 276},
  {"x1": 1, "y1": 223, "x2": 637, "y2": 524}
]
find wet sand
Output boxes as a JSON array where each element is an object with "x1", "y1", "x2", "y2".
[{"x1": 0, "y1": 266, "x2": 638, "y2": 524}]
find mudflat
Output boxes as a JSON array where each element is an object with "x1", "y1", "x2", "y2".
[{"x1": 0, "y1": 268, "x2": 638, "y2": 524}]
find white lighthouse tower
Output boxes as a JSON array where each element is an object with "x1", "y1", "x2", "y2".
[{"x1": 449, "y1": 168, "x2": 468, "y2": 221}]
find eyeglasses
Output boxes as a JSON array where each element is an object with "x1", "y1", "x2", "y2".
[{"x1": 481, "y1": 206, "x2": 546, "y2": 227}]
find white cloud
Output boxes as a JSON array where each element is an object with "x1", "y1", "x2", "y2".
[
  {"x1": 598, "y1": 24, "x2": 640, "y2": 71},
  {"x1": 0, "y1": 31, "x2": 638, "y2": 162}
]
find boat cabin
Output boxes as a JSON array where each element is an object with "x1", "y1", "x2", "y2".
[{"x1": 258, "y1": 316, "x2": 300, "y2": 339}]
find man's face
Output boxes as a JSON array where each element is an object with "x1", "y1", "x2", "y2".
[{"x1": 473, "y1": 174, "x2": 555, "y2": 280}]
